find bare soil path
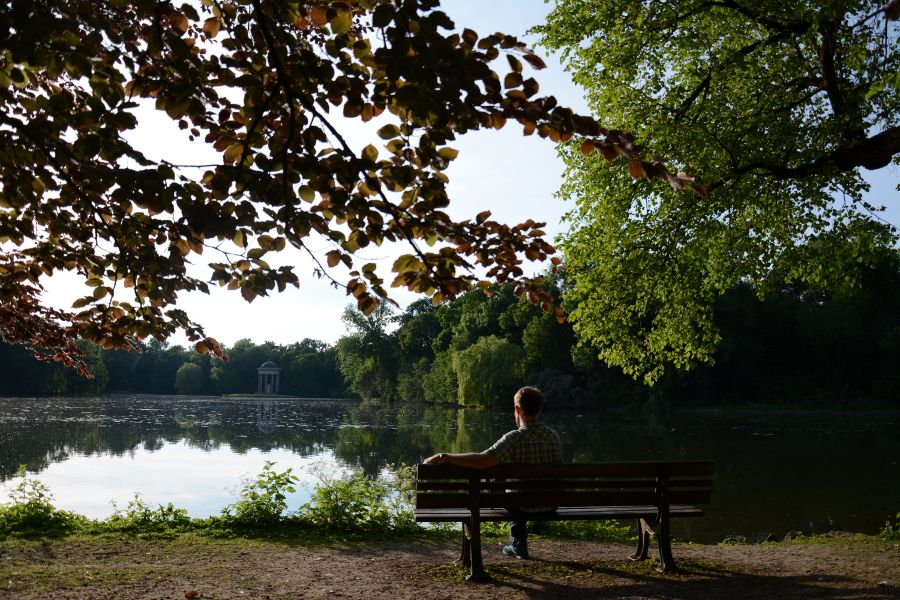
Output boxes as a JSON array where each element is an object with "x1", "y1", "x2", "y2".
[{"x1": 1, "y1": 533, "x2": 898, "y2": 599}]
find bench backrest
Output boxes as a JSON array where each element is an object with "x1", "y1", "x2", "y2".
[{"x1": 416, "y1": 461, "x2": 714, "y2": 510}]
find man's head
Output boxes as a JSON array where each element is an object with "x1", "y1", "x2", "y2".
[{"x1": 514, "y1": 386, "x2": 544, "y2": 420}]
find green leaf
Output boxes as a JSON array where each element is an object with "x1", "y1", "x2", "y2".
[
  {"x1": 331, "y1": 9, "x2": 352, "y2": 34},
  {"x1": 437, "y1": 147, "x2": 459, "y2": 160},
  {"x1": 299, "y1": 186, "x2": 315, "y2": 202},
  {"x1": 377, "y1": 124, "x2": 401, "y2": 139}
]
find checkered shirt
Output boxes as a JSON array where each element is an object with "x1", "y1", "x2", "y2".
[{"x1": 485, "y1": 421, "x2": 563, "y2": 464}]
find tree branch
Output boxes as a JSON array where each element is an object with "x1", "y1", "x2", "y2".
[{"x1": 709, "y1": 125, "x2": 900, "y2": 190}]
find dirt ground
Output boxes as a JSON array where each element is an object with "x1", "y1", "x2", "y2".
[{"x1": 1, "y1": 533, "x2": 898, "y2": 599}]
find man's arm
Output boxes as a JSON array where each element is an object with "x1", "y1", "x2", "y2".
[{"x1": 423, "y1": 452, "x2": 498, "y2": 469}]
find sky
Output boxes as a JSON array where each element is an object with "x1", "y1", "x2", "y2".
[{"x1": 40, "y1": 1, "x2": 900, "y2": 350}]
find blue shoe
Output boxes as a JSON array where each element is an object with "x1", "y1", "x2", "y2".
[{"x1": 502, "y1": 545, "x2": 528, "y2": 560}]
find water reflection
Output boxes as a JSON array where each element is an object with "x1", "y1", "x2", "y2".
[
  {"x1": 256, "y1": 400, "x2": 278, "y2": 435},
  {"x1": 0, "y1": 396, "x2": 898, "y2": 542}
]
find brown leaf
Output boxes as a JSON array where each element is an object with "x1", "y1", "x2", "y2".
[
  {"x1": 202, "y1": 17, "x2": 220, "y2": 37},
  {"x1": 521, "y1": 53, "x2": 547, "y2": 70},
  {"x1": 580, "y1": 140, "x2": 595, "y2": 156},
  {"x1": 504, "y1": 72, "x2": 523, "y2": 89},
  {"x1": 171, "y1": 13, "x2": 189, "y2": 34},
  {"x1": 628, "y1": 160, "x2": 646, "y2": 179},
  {"x1": 309, "y1": 6, "x2": 328, "y2": 27}
]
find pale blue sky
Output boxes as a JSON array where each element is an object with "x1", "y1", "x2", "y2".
[{"x1": 40, "y1": 1, "x2": 899, "y2": 349}]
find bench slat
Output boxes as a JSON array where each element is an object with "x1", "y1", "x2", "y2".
[
  {"x1": 414, "y1": 504, "x2": 706, "y2": 522},
  {"x1": 415, "y1": 478, "x2": 714, "y2": 493},
  {"x1": 479, "y1": 490, "x2": 698, "y2": 508},
  {"x1": 416, "y1": 480, "x2": 659, "y2": 493},
  {"x1": 417, "y1": 460, "x2": 714, "y2": 480},
  {"x1": 415, "y1": 489, "x2": 712, "y2": 509}
]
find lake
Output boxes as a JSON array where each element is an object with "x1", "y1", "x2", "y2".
[{"x1": 1, "y1": 395, "x2": 898, "y2": 543}]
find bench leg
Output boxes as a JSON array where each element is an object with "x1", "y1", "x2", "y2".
[
  {"x1": 630, "y1": 518, "x2": 651, "y2": 561},
  {"x1": 466, "y1": 517, "x2": 488, "y2": 582},
  {"x1": 455, "y1": 523, "x2": 471, "y2": 568},
  {"x1": 655, "y1": 519, "x2": 676, "y2": 573}
]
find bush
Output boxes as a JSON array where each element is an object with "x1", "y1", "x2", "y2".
[
  {"x1": 221, "y1": 461, "x2": 298, "y2": 527},
  {"x1": 301, "y1": 464, "x2": 418, "y2": 534},
  {"x1": 100, "y1": 493, "x2": 191, "y2": 537},
  {"x1": 0, "y1": 467, "x2": 86, "y2": 538}
]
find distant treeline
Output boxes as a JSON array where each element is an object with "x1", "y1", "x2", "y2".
[
  {"x1": 1, "y1": 253, "x2": 898, "y2": 408},
  {"x1": 0, "y1": 337, "x2": 345, "y2": 399}
]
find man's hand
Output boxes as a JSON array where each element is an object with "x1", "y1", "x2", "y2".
[{"x1": 422, "y1": 452, "x2": 498, "y2": 469}]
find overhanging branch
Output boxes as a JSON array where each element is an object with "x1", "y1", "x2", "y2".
[{"x1": 709, "y1": 125, "x2": 900, "y2": 190}]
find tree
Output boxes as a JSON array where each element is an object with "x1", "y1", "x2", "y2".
[
  {"x1": 421, "y1": 349, "x2": 457, "y2": 403},
  {"x1": 0, "y1": 0, "x2": 697, "y2": 374},
  {"x1": 174, "y1": 362, "x2": 204, "y2": 395},
  {"x1": 282, "y1": 342, "x2": 344, "y2": 397},
  {"x1": 336, "y1": 303, "x2": 396, "y2": 399},
  {"x1": 452, "y1": 335, "x2": 524, "y2": 406},
  {"x1": 537, "y1": 1, "x2": 899, "y2": 383}
]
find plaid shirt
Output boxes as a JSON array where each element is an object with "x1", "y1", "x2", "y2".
[{"x1": 485, "y1": 421, "x2": 563, "y2": 464}]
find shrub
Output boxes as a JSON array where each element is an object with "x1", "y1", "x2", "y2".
[
  {"x1": 0, "y1": 467, "x2": 86, "y2": 538},
  {"x1": 101, "y1": 493, "x2": 191, "y2": 537},
  {"x1": 301, "y1": 464, "x2": 418, "y2": 534},
  {"x1": 221, "y1": 461, "x2": 298, "y2": 527}
]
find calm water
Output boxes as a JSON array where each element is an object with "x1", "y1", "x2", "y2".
[{"x1": 1, "y1": 395, "x2": 898, "y2": 542}]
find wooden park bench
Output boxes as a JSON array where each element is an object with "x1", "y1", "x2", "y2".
[{"x1": 414, "y1": 460, "x2": 714, "y2": 581}]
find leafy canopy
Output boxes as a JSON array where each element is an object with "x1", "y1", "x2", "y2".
[
  {"x1": 537, "y1": 0, "x2": 900, "y2": 383},
  {"x1": 0, "y1": 0, "x2": 698, "y2": 374}
]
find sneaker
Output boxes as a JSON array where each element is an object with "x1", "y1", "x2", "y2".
[{"x1": 501, "y1": 545, "x2": 528, "y2": 560}]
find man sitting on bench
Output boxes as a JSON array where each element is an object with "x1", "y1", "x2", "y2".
[{"x1": 424, "y1": 386, "x2": 563, "y2": 559}]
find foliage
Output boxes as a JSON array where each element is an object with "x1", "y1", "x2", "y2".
[
  {"x1": 303, "y1": 463, "x2": 418, "y2": 533},
  {"x1": 100, "y1": 493, "x2": 191, "y2": 537},
  {"x1": 221, "y1": 461, "x2": 298, "y2": 528},
  {"x1": 537, "y1": 1, "x2": 900, "y2": 383},
  {"x1": 336, "y1": 304, "x2": 397, "y2": 399},
  {"x1": 0, "y1": 467, "x2": 86, "y2": 538},
  {"x1": 534, "y1": 519, "x2": 632, "y2": 544},
  {"x1": 302, "y1": 468, "x2": 392, "y2": 533},
  {"x1": 880, "y1": 512, "x2": 900, "y2": 540},
  {"x1": 0, "y1": 0, "x2": 702, "y2": 373},
  {"x1": 282, "y1": 343, "x2": 345, "y2": 398},
  {"x1": 453, "y1": 335, "x2": 525, "y2": 406},
  {"x1": 421, "y1": 350, "x2": 459, "y2": 404},
  {"x1": 174, "y1": 362, "x2": 204, "y2": 395}
]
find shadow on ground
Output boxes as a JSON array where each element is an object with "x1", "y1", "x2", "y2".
[{"x1": 419, "y1": 556, "x2": 899, "y2": 600}]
